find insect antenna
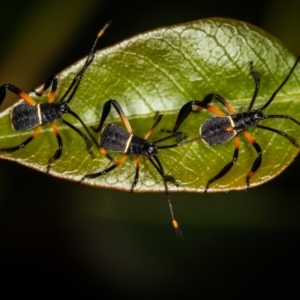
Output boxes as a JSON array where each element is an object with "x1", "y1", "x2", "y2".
[
  {"x1": 148, "y1": 155, "x2": 182, "y2": 238},
  {"x1": 59, "y1": 20, "x2": 112, "y2": 104},
  {"x1": 260, "y1": 54, "x2": 300, "y2": 111},
  {"x1": 247, "y1": 61, "x2": 261, "y2": 112}
]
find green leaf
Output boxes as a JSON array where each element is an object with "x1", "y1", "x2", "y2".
[{"x1": 1, "y1": 18, "x2": 300, "y2": 193}]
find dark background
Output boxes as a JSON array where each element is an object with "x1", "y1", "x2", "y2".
[{"x1": 1, "y1": 0, "x2": 300, "y2": 298}]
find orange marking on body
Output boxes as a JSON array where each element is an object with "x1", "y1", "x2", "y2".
[
  {"x1": 19, "y1": 91, "x2": 36, "y2": 105},
  {"x1": 144, "y1": 127, "x2": 155, "y2": 140},
  {"x1": 234, "y1": 136, "x2": 239, "y2": 149},
  {"x1": 207, "y1": 104, "x2": 226, "y2": 116},
  {"x1": 226, "y1": 127, "x2": 234, "y2": 132},
  {"x1": 243, "y1": 131, "x2": 256, "y2": 144},
  {"x1": 120, "y1": 114, "x2": 133, "y2": 133},
  {"x1": 48, "y1": 90, "x2": 56, "y2": 103},
  {"x1": 136, "y1": 155, "x2": 141, "y2": 168},
  {"x1": 224, "y1": 103, "x2": 236, "y2": 114},
  {"x1": 50, "y1": 122, "x2": 60, "y2": 136},
  {"x1": 114, "y1": 154, "x2": 128, "y2": 167},
  {"x1": 31, "y1": 125, "x2": 43, "y2": 138},
  {"x1": 144, "y1": 126, "x2": 156, "y2": 140},
  {"x1": 100, "y1": 147, "x2": 109, "y2": 156},
  {"x1": 248, "y1": 170, "x2": 254, "y2": 177}
]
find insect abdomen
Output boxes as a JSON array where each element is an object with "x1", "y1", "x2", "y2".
[
  {"x1": 200, "y1": 116, "x2": 236, "y2": 145},
  {"x1": 11, "y1": 104, "x2": 40, "y2": 131},
  {"x1": 100, "y1": 124, "x2": 132, "y2": 153}
]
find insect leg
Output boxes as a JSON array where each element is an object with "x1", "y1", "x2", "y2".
[
  {"x1": 0, "y1": 84, "x2": 36, "y2": 106},
  {"x1": 204, "y1": 136, "x2": 239, "y2": 193},
  {"x1": 170, "y1": 97, "x2": 228, "y2": 133},
  {"x1": 0, "y1": 125, "x2": 42, "y2": 152},
  {"x1": 47, "y1": 122, "x2": 63, "y2": 173},
  {"x1": 131, "y1": 156, "x2": 141, "y2": 192},
  {"x1": 144, "y1": 114, "x2": 163, "y2": 140},
  {"x1": 257, "y1": 124, "x2": 300, "y2": 148},
  {"x1": 93, "y1": 99, "x2": 133, "y2": 134},
  {"x1": 60, "y1": 118, "x2": 95, "y2": 159},
  {"x1": 80, "y1": 154, "x2": 128, "y2": 182},
  {"x1": 33, "y1": 76, "x2": 58, "y2": 103},
  {"x1": 194, "y1": 94, "x2": 237, "y2": 114},
  {"x1": 152, "y1": 154, "x2": 178, "y2": 186},
  {"x1": 242, "y1": 131, "x2": 262, "y2": 189},
  {"x1": 67, "y1": 109, "x2": 113, "y2": 161}
]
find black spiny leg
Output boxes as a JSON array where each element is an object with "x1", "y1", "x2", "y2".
[
  {"x1": 93, "y1": 99, "x2": 133, "y2": 134},
  {"x1": 60, "y1": 119, "x2": 95, "y2": 159},
  {"x1": 0, "y1": 85, "x2": 6, "y2": 105},
  {"x1": 80, "y1": 154, "x2": 129, "y2": 183},
  {"x1": 0, "y1": 84, "x2": 36, "y2": 106},
  {"x1": 200, "y1": 94, "x2": 237, "y2": 114},
  {"x1": 144, "y1": 114, "x2": 163, "y2": 139},
  {"x1": 243, "y1": 131, "x2": 262, "y2": 189},
  {"x1": 192, "y1": 94, "x2": 225, "y2": 113},
  {"x1": 129, "y1": 115, "x2": 165, "y2": 192},
  {"x1": 204, "y1": 136, "x2": 240, "y2": 193},
  {"x1": 152, "y1": 155, "x2": 179, "y2": 187},
  {"x1": 131, "y1": 156, "x2": 141, "y2": 192},
  {"x1": 170, "y1": 97, "x2": 228, "y2": 133},
  {"x1": 0, "y1": 126, "x2": 43, "y2": 153},
  {"x1": 67, "y1": 109, "x2": 113, "y2": 161},
  {"x1": 67, "y1": 109, "x2": 99, "y2": 154},
  {"x1": 192, "y1": 93, "x2": 237, "y2": 115},
  {"x1": 33, "y1": 76, "x2": 58, "y2": 103},
  {"x1": 257, "y1": 124, "x2": 300, "y2": 148},
  {"x1": 47, "y1": 122, "x2": 63, "y2": 173}
]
